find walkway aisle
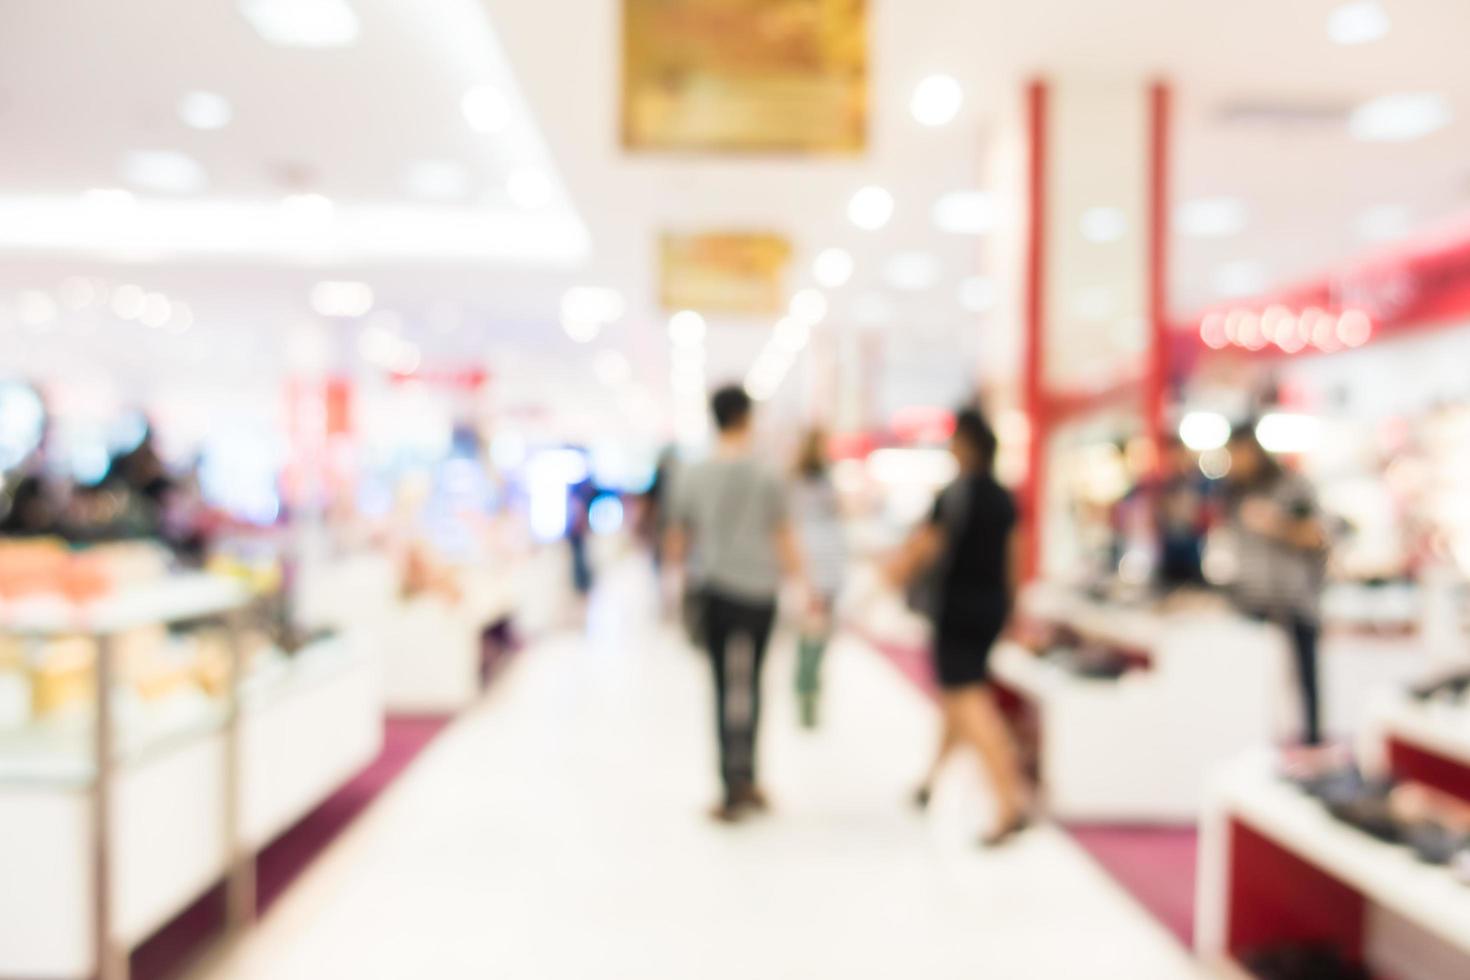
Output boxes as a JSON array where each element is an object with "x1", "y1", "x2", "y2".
[{"x1": 200, "y1": 562, "x2": 1201, "y2": 979}]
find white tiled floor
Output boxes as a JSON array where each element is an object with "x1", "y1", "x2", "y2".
[{"x1": 199, "y1": 562, "x2": 1202, "y2": 979}]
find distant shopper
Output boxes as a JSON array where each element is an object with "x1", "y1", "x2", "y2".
[
  {"x1": 666, "y1": 386, "x2": 804, "y2": 823},
  {"x1": 790, "y1": 428, "x2": 846, "y2": 728},
  {"x1": 890, "y1": 408, "x2": 1031, "y2": 845},
  {"x1": 1224, "y1": 425, "x2": 1330, "y2": 747},
  {"x1": 1157, "y1": 437, "x2": 1210, "y2": 589}
]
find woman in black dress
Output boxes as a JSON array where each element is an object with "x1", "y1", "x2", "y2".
[{"x1": 891, "y1": 409, "x2": 1031, "y2": 844}]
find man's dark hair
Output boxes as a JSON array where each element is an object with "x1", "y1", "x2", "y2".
[
  {"x1": 953, "y1": 407, "x2": 998, "y2": 470},
  {"x1": 710, "y1": 385, "x2": 753, "y2": 433}
]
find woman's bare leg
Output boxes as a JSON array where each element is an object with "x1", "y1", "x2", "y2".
[
  {"x1": 919, "y1": 706, "x2": 960, "y2": 795},
  {"x1": 947, "y1": 686, "x2": 1028, "y2": 827}
]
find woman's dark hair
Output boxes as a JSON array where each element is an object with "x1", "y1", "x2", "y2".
[
  {"x1": 795, "y1": 428, "x2": 828, "y2": 479},
  {"x1": 1227, "y1": 423, "x2": 1281, "y2": 489},
  {"x1": 952, "y1": 407, "x2": 998, "y2": 471},
  {"x1": 710, "y1": 385, "x2": 752, "y2": 433}
]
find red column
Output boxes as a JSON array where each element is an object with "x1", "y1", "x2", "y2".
[
  {"x1": 1145, "y1": 81, "x2": 1173, "y2": 475},
  {"x1": 1021, "y1": 79, "x2": 1049, "y2": 581}
]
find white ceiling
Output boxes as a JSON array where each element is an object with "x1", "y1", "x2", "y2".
[{"x1": 1, "y1": 0, "x2": 1468, "y2": 431}]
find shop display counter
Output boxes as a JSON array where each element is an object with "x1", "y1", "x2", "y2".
[
  {"x1": 990, "y1": 584, "x2": 1282, "y2": 823},
  {"x1": 1197, "y1": 754, "x2": 1470, "y2": 980},
  {"x1": 0, "y1": 577, "x2": 381, "y2": 980}
]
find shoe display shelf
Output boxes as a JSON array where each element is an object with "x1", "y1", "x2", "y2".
[
  {"x1": 988, "y1": 583, "x2": 1283, "y2": 824},
  {"x1": 0, "y1": 575, "x2": 382, "y2": 980},
  {"x1": 1197, "y1": 746, "x2": 1470, "y2": 980}
]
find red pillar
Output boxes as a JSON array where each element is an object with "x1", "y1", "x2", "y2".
[
  {"x1": 1021, "y1": 79, "x2": 1049, "y2": 581},
  {"x1": 1145, "y1": 81, "x2": 1173, "y2": 475}
]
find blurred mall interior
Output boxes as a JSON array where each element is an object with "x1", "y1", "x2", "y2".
[{"x1": 4, "y1": 1, "x2": 1470, "y2": 978}]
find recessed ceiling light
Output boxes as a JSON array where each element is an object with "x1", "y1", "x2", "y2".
[
  {"x1": 813, "y1": 248, "x2": 854, "y2": 289},
  {"x1": 1213, "y1": 260, "x2": 1268, "y2": 298},
  {"x1": 169, "y1": 302, "x2": 195, "y2": 334},
  {"x1": 1328, "y1": 1, "x2": 1390, "y2": 45},
  {"x1": 462, "y1": 85, "x2": 511, "y2": 135},
  {"x1": 1080, "y1": 206, "x2": 1128, "y2": 243},
  {"x1": 563, "y1": 317, "x2": 601, "y2": 343},
  {"x1": 140, "y1": 292, "x2": 173, "y2": 329},
  {"x1": 848, "y1": 186, "x2": 894, "y2": 230},
  {"x1": 668, "y1": 310, "x2": 706, "y2": 348},
  {"x1": 932, "y1": 190, "x2": 999, "y2": 235},
  {"x1": 1357, "y1": 204, "x2": 1412, "y2": 241},
  {"x1": 958, "y1": 276, "x2": 997, "y2": 313},
  {"x1": 178, "y1": 91, "x2": 233, "y2": 130},
  {"x1": 281, "y1": 192, "x2": 335, "y2": 221},
  {"x1": 406, "y1": 160, "x2": 469, "y2": 201},
  {"x1": 1176, "y1": 197, "x2": 1246, "y2": 238},
  {"x1": 910, "y1": 74, "x2": 964, "y2": 127},
  {"x1": 507, "y1": 168, "x2": 553, "y2": 210},
  {"x1": 239, "y1": 0, "x2": 360, "y2": 48},
  {"x1": 310, "y1": 280, "x2": 374, "y2": 318},
  {"x1": 774, "y1": 316, "x2": 811, "y2": 352},
  {"x1": 789, "y1": 288, "x2": 829, "y2": 324},
  {"x1": 120, "y1": 150, "x2": 208, "y2": 194},
  {"x1": 84, "y1": 188, "x2": 136, "y2": 208},
  {"x1": 111, "y1": 284, "x2": 146, "y2": 320},
  {"x1": 593, "y1": 350, "x2": 632, "y2": 385},
  {"x1": 561, "y1": 287, "x2": 625, "y2": 326},
  {"x1": 884, "y1": 252, "x2": 941, "y2": 291},
  {"x1": 1350, "y1": 92, "x2": 1452, "y2": 142}
]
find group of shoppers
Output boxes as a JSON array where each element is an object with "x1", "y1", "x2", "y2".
[{"x1": 664, "y1": 386, "x2": 1032, "y2": 839}]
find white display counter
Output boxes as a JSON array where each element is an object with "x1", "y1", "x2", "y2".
[
  {"x1": 0, "y1": 578, "x2": 382, "y2": 980},
  {"x1": 987, "y1": 584, "x2": 1283, "y2": 823},
  {"x1": 298, "y1": 552, "x2": 518, "y2": 714},
  {"x1": 1197, "y1": 754, "x2": 1470, "y2": 979}
]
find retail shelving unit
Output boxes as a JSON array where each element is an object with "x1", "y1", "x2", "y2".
[
  {"x1": 1197, "y1": 753, "x2": 1470, "y2": 979},
  {"x1": 0, "y1": 576, "x2": 383, "y2": 980},
  {"x1": 989, "y1": 585, "x2": 1283, "y2": 823}
]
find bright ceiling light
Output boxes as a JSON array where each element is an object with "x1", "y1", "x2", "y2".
[
  {"x1": 593, "y1": 350, "x2": 632, "y2": 386},
  {"x1": 1178, "y1": 411, "x2": 1231, "y2": 452},
  {"x1": 1080, "y1": 206, "x2": 1128, "y2": 243},
  {"x1": 111, "y1": 284, "x2": 146, "y2": 320},
  {"x1": 884, "y1": 252, "x2": 941, "y2": 291},
  {"x1": 775, "y1": 317, "x2": 811, "y2": 352},
  {"x1": 668, "y1": 310, "x2": 706, "y2": 348},
  {"x1": 462, "y1": 84, "x2": 511, "y2": 134},
  {"x1": 1357, "y1": 205, "x2": 1411, "y2": 241},
  {"x1": 1213, "y1": 260, "x2": 1268, "y2": 298},
  {"x1": 239, "y1": 0, "x2": 360, "y2": 48},
  {"x1": 813, "y1": 248, "x2": 854, "y2": 289},
  {"x1": 406, "y1": 160, "x2": 469, "y2": 201},
  {"x1": 910, "y1": 74, "x2": 964, "y2": 127},
  {"x1": 140, "y1": 292, "x2": 173, "y2": 328},
  {"x1": 789, "y1": 288, "x2": 829, "y2": 324},
  {"x1": 848, "y1": 186, "x2": 894, "y2": 230},
  {"x1": 561, "y1": 286, "x2": 625, "y2": 326},
  {"x1": 1256, "y1": 413, "x2": 1321, "y2": 455},
  {"x1": 563, "y1": 318, "x2": 600, "y2": 343},
  {"x1": 1328, "y1": 1, "x2": 1390, "y2": 45},
  {"x1": 178, "y1": 91, "x2": 233, "y2": 130},
  {"x1": 169, "y1": 302, "x2": 195, "y2": 334},
  {"x1": 507, "y1": 168, "x2": 554, "y2": 210},
  {"x1": 281, "y1": 192, "x2": 335, "y2": 220},
  {"x1": 120, "y1": 150, "x2": 208, "y2": 194},
  {"x1": 1336, "y1": 309, "x2": 1374, "y2": 348},
  {"x1": 310, "y1": 280, "x2": 374, "y2": 318},
  {"x1": 932, "y1": 190, "x2": 998, "y2": 235},
  {"x1": 1350, "y1": 93, "x2": 1453, "y2": 142},
  {"x1": 958, "y1": 276, "x2": 997, "y2": 313},
  {"x1": 1176, "y1": 197, "x2": 1246, "y2": 238}
]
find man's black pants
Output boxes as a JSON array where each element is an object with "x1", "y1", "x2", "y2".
[{"x1": 701, "y1": 590, "x2": 777, "y2": 802}]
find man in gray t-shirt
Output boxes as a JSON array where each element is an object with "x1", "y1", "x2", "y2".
[{"x1": 667, "y1": 385, "x2": 803, "y2": 823}]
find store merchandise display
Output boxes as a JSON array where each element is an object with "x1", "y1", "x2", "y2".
[
  {"x1": 986, "y1": 583, "x2": 1282, "y2": 822},
  {"x1": 1198, "y1": 674, "x2": 1470, "y2": 979},
  {"x1": 0, "y1": 537, "x2": 382, "y2": 980}
]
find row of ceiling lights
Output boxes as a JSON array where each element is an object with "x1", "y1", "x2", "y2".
[
  {"x1": 1199, "y1": 306, "x2": 1374, "y2": 354},
  {"x1": 6, "y1": 279, "x2": 195, "y2": 334}
]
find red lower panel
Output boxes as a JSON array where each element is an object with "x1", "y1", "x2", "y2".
[
  {"x1": 1227, "y1": 819, "x2": 1366, "y2": 964},
  {"x1": 1387, "y1": 737, "x2": 1470, "y2": 804}
]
